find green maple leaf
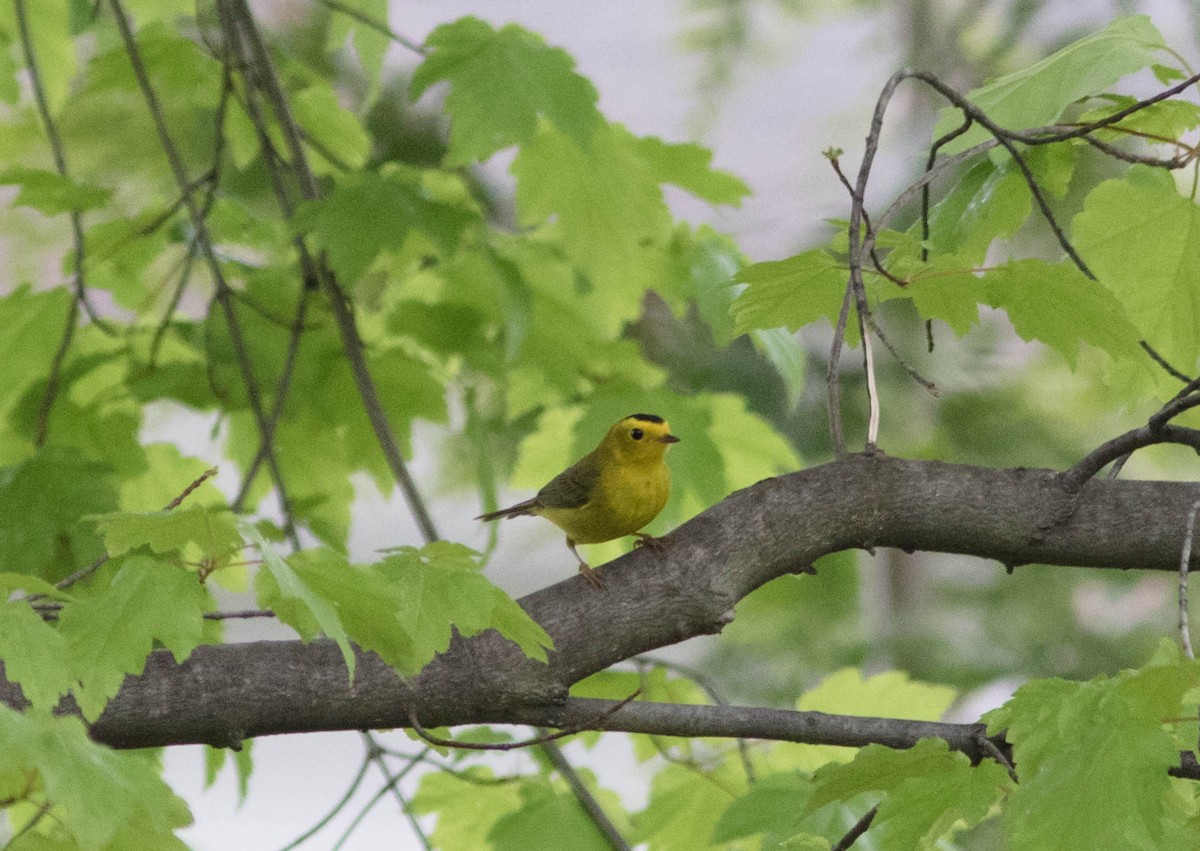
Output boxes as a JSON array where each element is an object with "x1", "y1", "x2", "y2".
[
  {"x1": 490, "y1": 778, "x2": 622, "y2": 851},
  {"x1": 205, "y1": 739, "x2": 254, "y2": 803},
  {"x1": 1072, "y1": 165, "x2": 1200, "y2": 370},
  {"x1": 0, "y1": 707, "x2": 191, "y2": 848},
  {"x1": 257, "y1": 544, "x2": 551, "y2": 679},
  {"x1": 924, "y1": 158, "x2": 1031, "y2": 264},
  {"x1": 261, "y1": 548, "x2": 418, "y2": 674},
  {"x1": 512, "y1": 121, "x2": 674, "y2": 322},
  {"x1": 805, "y1": 740, "x2": 1012, "y2": 849},
  {"x1": 412, "y1": 16, "x2": 601, "y2": 165},
  {"x1": 882, "y1": 254, "x2": 984, "y2": 336},
  {"x1": 713, "y1": 772, "x2": 813, "y2": 843},
  {"x1": 0, "y1": 448, "x2": 116, "y2": 578},
  {"x1": 412, "y1": 768, "x2": 524, "y2": 849},
  {"x1": 292, "y1": 82, "x2": 371, "y2": 171},
  {"x1": 295, "y1": 167, "x2": 477, "y2": 282},
  {"x1": 376, "y1": 542, "x2": 553, "y2": 671},
  {"x1": 982, "y1": 259, "x2": 1142, "y2": 366},
  {"x1": 634, "y1": 761, "x2": 746, "y2": 850},
  {"x1": 633, "y1": 136, "x2": 750, "y2": 206},
  {"x1": 1078, "y1": 95, "x2": 1200, "y2": 143},
  {"x1": 58, "y1": 556, "x2": 212, "y2": 720},
  {"x1": 986, "y1": 654, "x2": 1198, "y2": 851},
  {"x1": 0, "y1": 285, "x2": 72, "y2": 424},
  {"x1": 0, "y1": 600, "x2": 75, "y2": 709},
  {"x1": 0, "y1": 166, "x2": 111, "y2": 214},
  {"x1": 730, "y1": 249, "x2": 849, "y2": 338},
  {"x1": 247, "y1": 524, "x2": 357, "y2": 678},
  {"x1": 90, "y1": 505, "x2": 242, "y2": 560}
]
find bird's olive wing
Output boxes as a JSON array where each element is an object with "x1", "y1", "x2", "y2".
[{"x1": 536, "y1": 455, "x2": 600, "y2": 509}]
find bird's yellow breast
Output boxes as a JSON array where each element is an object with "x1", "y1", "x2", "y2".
[{"x1": 538, "y1": 458, "x2": 670, "y2": 544}]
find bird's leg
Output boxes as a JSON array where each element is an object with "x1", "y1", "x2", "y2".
[
  {"x1": 632, "y1": 531, "x2": 671, "y2": 553},
  {"x1": 568, "y1": 538, "x2": 604, "y2": 589}
]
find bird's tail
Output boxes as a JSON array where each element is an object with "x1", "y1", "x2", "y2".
[{"x1": 476, "y1": 499, "x2": 539, "y2": 522}]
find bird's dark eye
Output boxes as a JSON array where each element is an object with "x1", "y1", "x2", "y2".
[{"x1": 630, "y1": 428, "x2": 644, "y2": 440}]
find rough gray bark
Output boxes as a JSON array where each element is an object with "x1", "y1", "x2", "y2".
[{"x1": 12, "y1": 453, "x2": 1198, "y2": 750}]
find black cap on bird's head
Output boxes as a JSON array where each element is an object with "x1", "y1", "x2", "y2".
[{"x1": 613, "y1": 413, "x2": 679, "y2": 447}]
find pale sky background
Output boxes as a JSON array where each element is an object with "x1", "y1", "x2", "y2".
[{"x1": 149, "y1": 1, "x2": 1198, "y2": 848}]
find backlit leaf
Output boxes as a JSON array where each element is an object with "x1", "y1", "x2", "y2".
[{"x1": 412, "y1": 17, "x2": 601, "y2": 165}]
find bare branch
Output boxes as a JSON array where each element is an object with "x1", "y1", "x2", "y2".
[
  {"x1": 1060, "y1": 424, "x2": 1200, "y2": 491},
  {"x1": 220, "y1": 0, "x2": 440, "y2": 543},
  {"x1": 109, "y1": 0, "x2": 301, "y2": 549},
  {"x1": 21, "y1": 456, "x2": 1200, "y2": 753},
  {"x1": 1140, "y1": 340, "x2": 1193, "y2": 385}
]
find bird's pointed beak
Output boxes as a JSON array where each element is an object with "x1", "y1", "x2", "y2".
[{"x1": 658, "y1": 434, "x2": 680, "y2": 444}]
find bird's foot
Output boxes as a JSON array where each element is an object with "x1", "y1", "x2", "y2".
[
  {"x1": 633, "y1": 532, "x2": 671, "y2": 554},
  {"x1": 578, "y1": 561, "x2": 605, "y2": 589}
]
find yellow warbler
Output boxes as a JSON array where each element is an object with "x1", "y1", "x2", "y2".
[{"x1": 477, "y1": 414, "x2": 679, "y2": 587}]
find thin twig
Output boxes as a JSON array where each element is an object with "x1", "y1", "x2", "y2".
[
  {"x1": 828, "y1": 282, "x2": 855, "y2": 457},
  {"x1": 362, "y1": 733, "x2": 433, "y2": 851},
  {"x1": 230, "y1": 289, "x2": 312, "y2": 514},
  {"x1": 832, "y1": 804, "x2": 878, "y2": 851},
  {"x1": 1006, "y1": 70, "x2": 1200, "y2": 146},
  {"x1": 1180, "y1": 499, "x2": 1200, "y2": 660},
  {"x1": 1060, "y1": 424, "x2": 1200, "y2": 491},
  {"x1": 2, "y1": 800, "x2": 52, "y2": 849},
  {"x1": 1149, "y1": 394, "x2": 1200, "y2": 432},
  {"x1": 1141, "y1": 340, "x2": 1193, "y2": 385},
  {"x1": 407, "y1": 690, "x2": 642, "y2": 752},
  {"x1": 211, "y1": 21, "x2": 318, "y2": 521},
  {"x1": 909, "y1": 71, "x2": 1095, "y2": 280},
  {"x1": 370, "y1": 743, "x2": 524, "y2": 785},
  {"x1": 922, "y1": 116, "x2": 976, "y2": 263},
  {"x1": 974, "y1": 732, "x2": 1018, "y2": 783},
  {"x1": 329, "y1": 747, "x2": 428, "y2": 851},
  {"x1": 15, "y1": 0, "x2": 92, "y2": 446},
  {"x1": 315, "y1": 0, "x2": 426, "y2": 56},
  {"x1": 537, "y1": 737, "x2": 630, "y2": 851},
  {"x1": 109, "y1": 0, "x2": 301, "y2": 550},
  {"x1": 148, "y1": 70, "x2": 232, "y2": 369},
  {"x1": 830, "y1": 69, "x2": 906, "y2": 456},
  {"x1": 827, "y1": 152, "x2": 906, "y2": 287},
  {"x1": 203, "y1": 609, "x2": 276, "y2": 620},
  {"x1": 14, "y1": 0, "x2": 110, "y2": 333},
  {"x1": 166, "y1": 466, "x2": 219, "y2": 510},
  {"x1": 277, "y1": 753, "x2": 373, "y2": 851},
  {"x1": 865, "y1": 315, "x2": 938, "y2": 395},
  {"x1": 33, "y1": 299, "x2": 79, "y2": 448}
]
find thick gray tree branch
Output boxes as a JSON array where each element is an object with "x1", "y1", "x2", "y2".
[{"x1": 9, "y1": 454, "x2": 1200, "y2": 753}]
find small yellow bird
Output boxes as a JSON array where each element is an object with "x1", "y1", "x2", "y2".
[{"x1": 477, "y1": 413, "x2": 680, "y2": 587}]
